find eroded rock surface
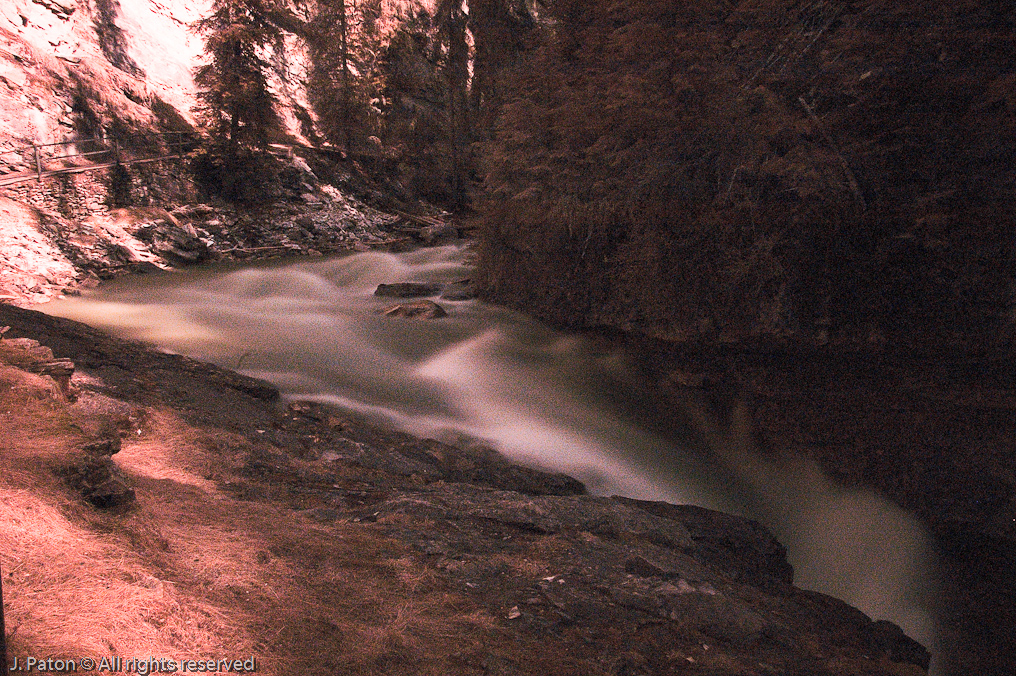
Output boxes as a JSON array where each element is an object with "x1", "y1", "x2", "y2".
[{"x1": 354, "y1": 482, "x2": 928, "y2": 673}]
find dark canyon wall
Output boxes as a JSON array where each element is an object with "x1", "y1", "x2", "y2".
[{"x1": 475, "y1": 0, "x2": 1016, "y2": 353}]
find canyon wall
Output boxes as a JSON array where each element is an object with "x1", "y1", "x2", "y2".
[{"x1": 476, "y1": 0, "x2": 1016, "y2": 353}]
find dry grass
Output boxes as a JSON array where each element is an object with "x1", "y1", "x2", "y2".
[{"x1": 0, "y1": 355, "x2": 513, "y2": 675}]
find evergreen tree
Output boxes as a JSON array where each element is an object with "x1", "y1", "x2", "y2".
[
  {"x1": 193, "y1": 0, "x2": 283, "y2": 151},
  {"x1": 372, "y1": 1, "x2": 535, "y2": 207},
  {"x1": 434, "y1": 0, "x2": 471, "y2": 207},
  {"x1": 308, "y1": 0, "x2": 386, "y2": 153},
  {"x1": 380, "y1": 9, "x2": 455, "y2": 202},
  {"x1": 476, "y1": 0, "x2": 771, "y2": 329},
  {"x1": 477, "y1": 0, "x2": 1016, "y2": 344},
  {"x1": 467, "y1": 0, "x2": 535, "y2": 136}
]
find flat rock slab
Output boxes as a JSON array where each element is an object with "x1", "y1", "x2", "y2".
[{"x1": 360, "y1": 481, "x2": 931, "y2": 674}]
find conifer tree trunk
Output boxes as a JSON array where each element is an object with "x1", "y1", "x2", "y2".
[
  {"x1": 338, "y1": 0, "x2": 352, "y2": 154},
  {"x1": 438, "y1": 0, "x2": 471, "y2": 207},
  {"x1": 228, "y1": 38, "x2": 241, "y2": 153}
]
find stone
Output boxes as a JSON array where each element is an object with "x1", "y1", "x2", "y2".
[
  {"x1": 356, "y1": 448, "x2": 444, "y2": 478},
  {"x1": 868, "y1": 619, "x2": 932, "y2": 670},
  {"x1": 60, "y1": 456, "x2": 135, "y2": 509},
  {"x1": 211, "y1": 370, "x2": 280, "y2": 402},
  {"x1": 84, "y1": 478, "x2": 136, "y2": 509},
  {"x1": 374, "y1": 282, "x2": 443, "y2": 298},
  {"x1": 394, "y1": 438, "x2": 586, "y2": 496},
  {"x1": 25, "y1": 357, "x2": 73, "y2": 378},
  {"x1": 440, "y1": 279, "x2": 476, "y2": 301},
  {"x1": 82, "y1": 436, "x2": 121, "y2": 456},
  {"x1": 614, "y1": 499, "x2": 794, "y2": 589},
  {"x1": 160, "y1": 245, "x2": 202, "y2": 264},
  {"x1": 380, "y1": 300, "x2": 447, "y2": 319},
  {"x1": 111, "y1": 243, "x2": 143, "y2": 263},
  {"x1": 365, "y1": 484, "x2": 693, "y2": 548}
]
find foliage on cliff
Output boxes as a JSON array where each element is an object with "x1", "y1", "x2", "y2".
[
  {"x1": 475, "y1": 0, "x2": 1016, "y2": 349},
  {"x1": 190, "y1": 0, "x2": 287, "y2": 201},
  {"x1": 193, "y1": 0, "x2": 285, "y2": 150},
  {"x1": 376, "y1": 1, "x2": 537, "y2": 207}
]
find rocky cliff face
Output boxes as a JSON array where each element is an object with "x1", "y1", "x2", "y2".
[
  {"x1": 0, "y1": 0, "x2": 208, "y2": 148},
  {"x1": 0, "y1": 0, "x2": 329, "y2": 147},
  {"x1": 0, "y1": 0, "x2": 431, "y2": 305},
  {"x1": 0, "y1": 174, "x2": 416, "y2": 304}
]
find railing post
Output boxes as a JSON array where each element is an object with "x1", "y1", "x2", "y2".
[{"x1": 34, "y1": 144, "x2": 41, "y2": 181}]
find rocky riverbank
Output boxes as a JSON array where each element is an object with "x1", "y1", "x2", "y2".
[
  {"x1": 0, "y1": 301, "x2": 931, "y2": 675},
  {"x1": 0, "y1": 149, "x2": 457, "y2": 306}
]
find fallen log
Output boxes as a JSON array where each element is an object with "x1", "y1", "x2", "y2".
[{"x1": 392, "y1": 210, "x2": 447, "y2": 228}]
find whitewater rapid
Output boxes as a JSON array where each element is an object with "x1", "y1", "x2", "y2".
[{"x1": 43, "y1": 244, "x2": 939, "y2": 671}]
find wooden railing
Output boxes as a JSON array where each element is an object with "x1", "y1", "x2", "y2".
[{"x1": 0, "y1": 131, "x2": 192, "y2": 187}]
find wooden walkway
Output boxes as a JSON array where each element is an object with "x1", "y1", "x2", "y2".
[
  {"x1": 0, "y1": 132, "x2": 190, "y2": 188},
  {"x1": 0, "y1": 136, "x2": 385, "y2": 189},
  {"x1": 0, "y1": 154, "x2": 184, "y2": 188}
]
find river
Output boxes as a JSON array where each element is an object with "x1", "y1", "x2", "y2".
[{"x1": 42, "y1": 244, "x2": 941, "y2": 672}]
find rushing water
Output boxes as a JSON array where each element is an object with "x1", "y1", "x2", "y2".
[{"x1": 43, "y1": 244, "x2": 940, "y2": 671}]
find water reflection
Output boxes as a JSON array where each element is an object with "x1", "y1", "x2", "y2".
[{"x1": 44, "y1": 244, "x2": 939, "y2": 671}]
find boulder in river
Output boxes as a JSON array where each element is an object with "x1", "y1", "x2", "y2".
[
  {"x1": 380, "y1": 300, "x2": 447, "y2": 319},
  {"x1": 374, "y1": 282, "x2": 443, "y2": 298}
]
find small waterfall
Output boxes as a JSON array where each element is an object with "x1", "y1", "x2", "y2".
[{"x1": 44, "y1": 244, "x2": 939, "y2": 671}]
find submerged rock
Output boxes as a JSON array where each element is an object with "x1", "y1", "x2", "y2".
[{"x1": 379, "y1": 299, "x2": 447, "y2": 319}]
